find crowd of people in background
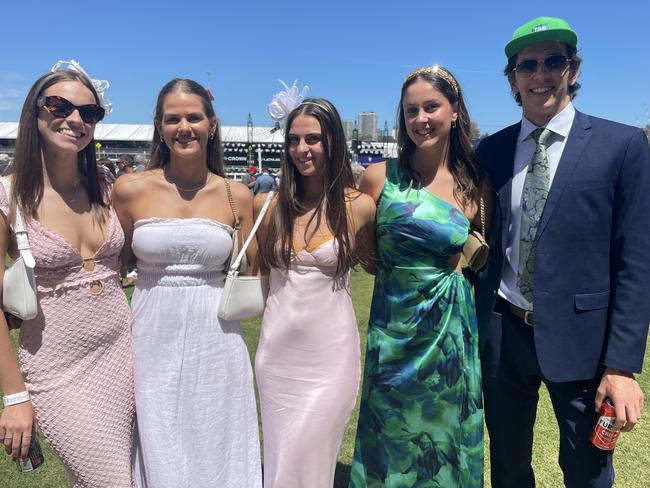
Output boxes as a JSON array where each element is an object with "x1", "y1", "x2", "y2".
[
  {"x1": 241, "y1": 165, "x2": 280, "y2": 194},
  {"x1": 95, "y1": 157, "x2": 283, "y2": 195}
]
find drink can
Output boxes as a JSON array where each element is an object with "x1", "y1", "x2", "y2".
[
  {"x1": 15, "y1": 429, "x2": 44, "y2": 473},
  {"x1": 590, "y1": 398, "x2": 620, "y2": 451}
]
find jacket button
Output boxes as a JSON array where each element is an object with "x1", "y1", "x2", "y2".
[{"x1": 90, "y1": 280, "x2": 103, "y2": 295}]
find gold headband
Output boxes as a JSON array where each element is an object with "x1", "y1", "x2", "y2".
[{"x1": 404, "y1": 65, "x2": 459, "y2": 96}]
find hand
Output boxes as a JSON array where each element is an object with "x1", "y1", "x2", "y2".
[
  {"x1": 3, "y1": 312, "x2": 22, "y2": 330},
  {"x1": 0, "y1": 401, "x2": 34, "y2": 461},
  {"x1": 595, "y1": 367, "x2": 644, "y2": 432}
]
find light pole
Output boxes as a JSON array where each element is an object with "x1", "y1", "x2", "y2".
[
  {"x1": 257, "y1": 147, "x2": 263, "y2": 172},
  {"x1": 383, "y1": 121, "x2": 389, "y2": 159},
  {"x1": 247, "y1": 113, "x2": 254, "y2": 168},
  {"x1": 352, "y1": 121, "x2": 359, "y2": 163}
]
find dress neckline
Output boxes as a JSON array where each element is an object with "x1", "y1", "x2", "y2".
[
  {"x1": 418, "y1": 187, "x2": 470, "y2": 226},
  {"x1": 392, "y1": 161, "x2": 470, "y2": 226},
  {"x1": 32, "y1": 208, "x2": 116, "y2": 260},
  {"x1": 134, "y1": 217, "x2": 234, "y2": 232},
  {"x1": 293, "y1": 237, "x2": 335, "y2": 254}
]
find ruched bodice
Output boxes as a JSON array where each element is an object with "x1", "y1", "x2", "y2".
[
  {"x1": 132, "y1": 218, "x2": 232, "y2": 287},
  {"x1": 130, "y1": 218, "x2": 261, "y2": 488}
]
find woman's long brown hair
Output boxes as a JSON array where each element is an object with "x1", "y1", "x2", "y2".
[
  {"x1": 396, "y1": 67, "x2": 485, "y2": 206},
  {"x1": 261, "y1": 98, "x2": 357, "y2": 288}
]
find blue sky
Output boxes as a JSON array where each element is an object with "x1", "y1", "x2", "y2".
[{"x1": 1, "y1": 1, "x2": 648, "y2": 134}]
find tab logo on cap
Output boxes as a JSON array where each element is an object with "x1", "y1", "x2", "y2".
[{"x1": 505, "y1": 16, "x2": 578, "y2": 58}]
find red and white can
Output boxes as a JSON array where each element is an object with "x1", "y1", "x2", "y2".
[{"x1": 590, "y1": 398, "x2": 620, "y2": 451}]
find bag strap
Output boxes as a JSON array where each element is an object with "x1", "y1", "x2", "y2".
[
  {"x1": 223, "y1": 179, "x2": 242, "y2": 268},
  {"x1": 0, "y1": 177, "x2": 35, "y2": 268},
  {"x1": 224, "y1": 179, "x2": 241, "y2": 231},
  {"x1": 479, "y1": 197, "x2": 480, "y2": 239},
  {"x1": 229, "y1": 190, "x2": 275, "y2": 273}
]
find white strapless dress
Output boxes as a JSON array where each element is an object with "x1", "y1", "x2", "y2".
[{"x1": 130, "y1": 218, "x2": 261, "y2": 488}]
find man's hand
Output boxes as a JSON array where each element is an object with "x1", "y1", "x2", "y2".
[{"x1": 595, "y1": 367, "x2": 644, "y2": 432}]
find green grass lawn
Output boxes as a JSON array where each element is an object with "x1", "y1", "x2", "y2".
[{"x1": 1, "y1": 271, "x2": 649, "y2": 487}]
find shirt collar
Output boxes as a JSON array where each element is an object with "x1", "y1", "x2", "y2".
[{"x1": 518, "y1": 102, "x2": 576, "y2": 143}]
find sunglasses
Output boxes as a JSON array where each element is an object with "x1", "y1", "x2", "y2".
[
  {"x1": 514, "y1": 55, "x2": 573, "y2": 77},
  {"x1": 37, "y1": 95, "x2": 105, "y2": 124}
]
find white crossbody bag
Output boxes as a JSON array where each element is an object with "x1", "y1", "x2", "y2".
[
  {"x1": 218, "y1": 189, "x2": 275, "y2": 321},
  {"x1": 1, "y1": 177, "x2": 38, "y2": 320}
]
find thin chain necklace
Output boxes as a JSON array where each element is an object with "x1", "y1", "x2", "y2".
[
  {"x1": 63, "y1": 176, "x2": 80, "y2": 204},
  {"x1": 165, "y1": 167, "x2": 212, "y2": 192}
]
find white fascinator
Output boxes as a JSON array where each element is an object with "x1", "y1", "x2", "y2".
[
  {"x1": 267, "y1": 80, "x2": 309, "y2": 133},
  {"x1": 51, "y1": 59, "x2": 112, "y2": 116}
]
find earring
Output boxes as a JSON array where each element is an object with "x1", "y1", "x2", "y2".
[
  {"x1": 451, "y1": 120, "x2": 457, "y2": 129},
  {"x1": 159, "y1": 135, "x2": 165, "y2": 144}
]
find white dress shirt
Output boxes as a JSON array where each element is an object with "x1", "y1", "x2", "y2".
[{"x1": 498, "y1": 103, "x2": 576, "y2": 310}]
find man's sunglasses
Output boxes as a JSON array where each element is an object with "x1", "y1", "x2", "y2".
[
  {"x1": 513, "y1": 55, "x2": 573, "y2": 77},
  {"x1": 37, "y1": 95, "x2": 105, "y2": 124}
]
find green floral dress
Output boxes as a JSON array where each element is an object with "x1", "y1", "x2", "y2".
[{"x1": 350, "y1": 161, "x2": 483, "y2": 487}]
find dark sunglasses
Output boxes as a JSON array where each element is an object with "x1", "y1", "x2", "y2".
[
  {"x1": 514, "y1": 55, "x2": 573, "y2": 77},
  {"x1": 37, "y1": 95, "x2": 105, "y2": 124}
]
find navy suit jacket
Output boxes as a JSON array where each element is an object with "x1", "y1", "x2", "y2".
[{"x1": 475, "y1": 110, "x2": 650, "y2": 382}]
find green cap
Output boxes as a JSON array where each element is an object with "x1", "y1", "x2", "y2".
[{"x1": 505, "y1": 16, "x2": 578, "y2": 59}]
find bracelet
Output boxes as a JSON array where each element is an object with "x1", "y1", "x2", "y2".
[{"x1": 2, "y1": 391, "x2": 30, "y2": 407}]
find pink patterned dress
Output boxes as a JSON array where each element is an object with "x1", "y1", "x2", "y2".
[{"x1": 0, "y1": 186, "x2": 135, "y2": 487}]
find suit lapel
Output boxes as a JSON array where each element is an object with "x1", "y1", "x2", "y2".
[
  {"x1": 536, "y1": 111, "x2": 592, "y2": 239},
  {"x1": 493, "y1": 124, "x2": 520, "y2": 254}
]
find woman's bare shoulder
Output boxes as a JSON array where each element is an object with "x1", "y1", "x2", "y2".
[
  {"x1": 359, "y1": 162, "x2": 387, "y2": 203},
  {"x1": 112, "y1": 170, "x2": 161, "y2": 202},
  {"x1": 346, "y1": 188, "x2": 376, "y2": 224},
  {"x1": 226, "y1": 178, "x2": 254, "y2": 208}
]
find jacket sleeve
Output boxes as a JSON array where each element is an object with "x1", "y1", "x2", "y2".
[{"x1": 604, "y1": 129, "x2": 650, "y2": 373}]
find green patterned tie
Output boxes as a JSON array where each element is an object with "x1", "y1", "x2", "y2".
[{"x1": 518, "y1": 127, "x2": 552, "y2": 302}]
